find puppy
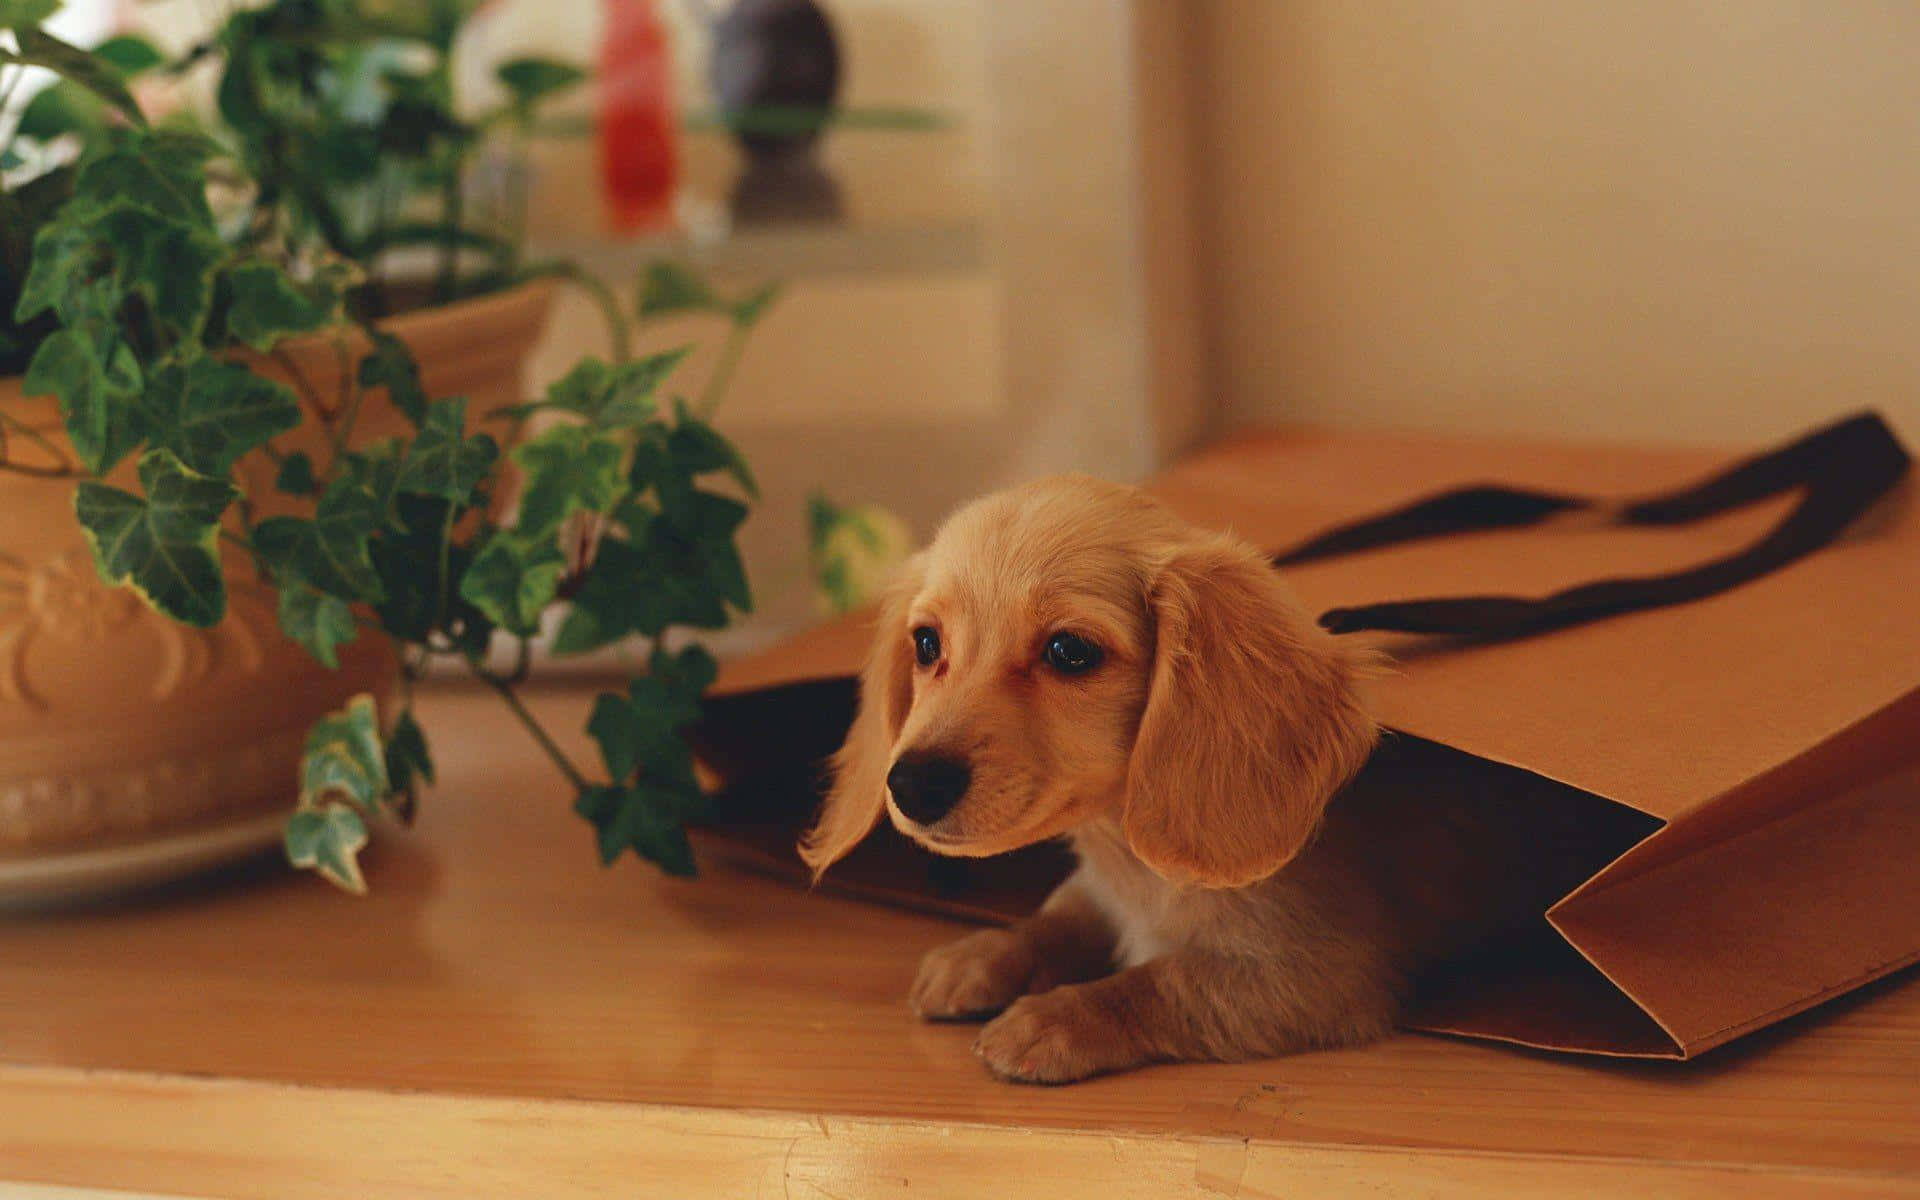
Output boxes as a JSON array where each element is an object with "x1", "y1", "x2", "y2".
[{"x1": 801, "y1": 476, "x2": 1616, "y2": 1083}]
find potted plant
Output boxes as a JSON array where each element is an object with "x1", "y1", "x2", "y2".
[{"x1": 1, "y1": 2, "x2": 774, "y2": 895}]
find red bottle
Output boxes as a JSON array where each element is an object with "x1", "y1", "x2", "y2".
[{"x1": 598, "y1": 0, "x2": 677, "y2": 233}]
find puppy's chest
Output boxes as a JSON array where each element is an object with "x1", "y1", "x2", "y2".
[{"x1": 1069, "y1": 829, "x2": 1210, "y2": 967}]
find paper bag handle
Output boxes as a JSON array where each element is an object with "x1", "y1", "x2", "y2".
[{"x1": 1272, "y1": 411, "x2": 1911, "y2": 638}]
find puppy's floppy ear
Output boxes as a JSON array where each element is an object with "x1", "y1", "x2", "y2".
[
  {"x1": 799, "y1": 553, "x2": 927, "y2": 877},
  {"x1": 1124, "y1": 535, "x2": 1377, "y2": 887}
]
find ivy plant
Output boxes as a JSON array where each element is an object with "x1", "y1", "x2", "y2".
[{"x1": 2, "y1": 11, "x2": 777, "y2": 891}]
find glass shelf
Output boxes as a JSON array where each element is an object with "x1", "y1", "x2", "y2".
[{"x1": 527, "y1": 218, "x2": 988, "y2": 282}]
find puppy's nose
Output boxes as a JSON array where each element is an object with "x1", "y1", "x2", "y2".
[{"x1": 886, "y1": 752, "x2": 971, "y2": 826}]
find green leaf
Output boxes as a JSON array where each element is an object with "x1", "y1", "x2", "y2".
[
  {"x1": 557, "y1": 487, "x2": 750, "y2": 646},
  {"x1": 573, "y1": 783, "x2": 698, "y2": 876},
  {"x1": 73, "y1": 448, "x2": 238, "y2": 628},
  {"x1": 14, "y1": 215, "x2": 100, "y2": 327},
  {"x1": 357, "y1": 331, "x2": 427, "y2": 426},
  {"x1": 0, "y1": 0, "x2": 61, "y2": 29},
  {"x1": 384, "y1": 708, "x2": 434, "y2": 814},
  {"x1": 507, "y1": 349, "x2": 689, "y2": 430},
  {"x1": 731, "y1": 280, "x2": 782, "y2": 327},
  {"x1": 636, "y1": 261, "x2": 718, "y2": 317},
  {"x1": 20, "y1": 199, "x2": 227, "y2": 342},
  {"x1": 0, "y1": 28, "x2": 145, "y2": 128},
  {"x1": 299, "y1": 693, "x2": 389, "y2": 815},
  {"x1": 807, "y1": 493, "x2": 912, "y2": 616},
  {"x1": 585, "y1": 644, "x2": 713, "y2": 783},
  {"x1": 142, "y1": 357, "x2": 302, "y2": 476},
  {"x1": 668, "y1": 404, "x2": 757, "y2": 498},
  {"x1": 14, "y1": 80, "x2": 107, "y2": 146},
  {"x1": 253, "y1": 473, "x2": 387, "y2": 602},
  {"x1": 368, "y1": 495, "x2": 489, "y2": 651},
  {"x1": 496, "y1": 56, "x2": 585, "y2": 109},
  {"x1": 510, "y1": 423, "x2": 624, "y2": 538},
  {"x1": 69, "y1": 129, "x2": 218, "y2": 223},
  {"x1": 397, "y1": 397, "x2": 497, "y2": 503},
  {"x1": 275, "y1": 451, "x2": 317, "y2": 496},
  {"x1": 92, "y1": 33, "x2": 164, "y2": 77},
  {"x1": 284, "y1": 803, "x2": 369, "y2": 895},
  {"x1": 221, "y1": 262, "x2": 339, "y2": 352},
  {"x1": 457, "y1": 533, "x2": 565, "y2": 636},
  {"x1": 24, "y1": 324, "x2": 143, "y2": 474},
  {"x1": 277, "y1": 586, "x2": 357, "y2": 669}
]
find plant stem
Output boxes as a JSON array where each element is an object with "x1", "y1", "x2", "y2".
[
  {"x1": 0, "y1": 408, "x2": 80, "y2": 474},
  {"x1": 697, "y1": 318, "x2": 751, "y2": 418},
  {"x1": 468, "y1": 656, "x2": 589, "y2": 791},
  {"x1": 516, "y1": 259, "x2": 632, "y2": 362},
  {"x1": 436, "y1": 159, "x2": 463, "y2": 306}
]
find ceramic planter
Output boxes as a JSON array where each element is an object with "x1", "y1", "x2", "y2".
[{"x1": 0, "y1": 281, "x2": 553, "y2": 903}]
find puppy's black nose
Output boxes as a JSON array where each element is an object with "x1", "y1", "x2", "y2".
[{"x1": 886, "y1": 753, "x2": 971, "y2": 826}]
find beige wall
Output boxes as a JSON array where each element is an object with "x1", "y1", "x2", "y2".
[{"x1": 1194, "y1": 1, "x2": 1920, "y2": 446}]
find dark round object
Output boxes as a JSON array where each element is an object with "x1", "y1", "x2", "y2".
[
  {"x1": 709, "y1": 0, "x2": 842, "y2": 160},
  {"x1": 729, "y1": 152, "x2": 843, "y2": 224}
]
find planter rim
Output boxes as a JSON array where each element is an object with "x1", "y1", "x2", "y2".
[{"x1": 1, "y1": 278, "x2": 557, "y2": 432}]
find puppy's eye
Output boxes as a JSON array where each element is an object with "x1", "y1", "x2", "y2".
[
  {"x1": 912, "y1": 625, "x2": 942, "y2": 667},
  {"x1": 1044, "y1": 632, "x2": 1102, "y2": 675}
]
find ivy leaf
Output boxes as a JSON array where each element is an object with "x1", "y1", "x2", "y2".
[
  {"x1": 142, "y1": 357, "x2": 302, "y2": 476},
  {"x1": 284, "y1": 802, "x2": 369, "y2": 895},
  {"x1": 586, "y1": 644, "x2": 713, "y2": 782},
  {"x1": 24, "y1": 324, "x2": 143, "y2": 474},
  {"x1": 68, "y1": 129, "x2": 218, "y2": 224},
  {"x1": 254, "y1": 472, "x2": 387, "y2": 602},
  {"x1": 277, "y1": 585, "x2": 357, "y2": 669},
  {"x1": 299, "y1": 693, "x2": 389, "y2": 814},
  {"x1": 92, "y1": 33, "x2": 165, "y2": 76},
  {"x1": 14, "y1": 217, "x2": 100, "y2": 327},
  {"x1": 14, "y1": 80, "x2": 107, "y2": 146},
  {"x1": 555, "y1": 491, "x2": 749, "y2": 647},
  {"x1": 668, "y1": 403, "x2": 757, "y2": 498},
  {"x1": 384, "y1": 708, "x2": 433, "y2": 821},
  {"x1": 276, "y1": 451, "x2": 317, "y2": 496},
  {"x1": 457, "y1": 533, "x2": 565, "y2": 636},
  {"x1": 496, "y1": 57, "x2": 585, "y2": 110},
  {"x1": 73, "y1": 448, "x2": 238, "y2": 628},
  {"x1": 510, "y1": 423, "x2": 624, "y2": 538},
  {"x1": 21, "y1": 201, "x2": 227, "y2": 343},
  {"x1": 369, "y1": 494, "x2": 489, "y2": 651},
  {"x1": 356, "y1": 330, "x2": 428, "y2": 426},
  {"x1": 731, "y1": 280, "x2": 782, "y2": 327},
  {"x1": 221, "y1": 261, "x2": 339, "y2": 352},
  {"x1": 573, "y1": 783, "x2": 698, "y2": 875},
  {"x1": 397, "y1": 397, "x2": 497, "y2": 503},
  {"x1": 0, "y1": 0, "x2": 61, "y2": 29},
  {"x1": 0, "y1": 28, "x2": 145, "y2": 128},
  {"x1": 636, "y1": 261, "x2": 718, "y2": 317},
  {"x1": 506, "y1": 349, "x2": 689, "y2": 430}
]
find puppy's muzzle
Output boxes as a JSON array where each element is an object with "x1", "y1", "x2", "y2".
[{"x1": 886, "y1": 752, "x2": 970, "y2": 826}]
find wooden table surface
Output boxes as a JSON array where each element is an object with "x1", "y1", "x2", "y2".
[{"x1": 0, "y1": 682, "x2": 1914, "y2": 1198}]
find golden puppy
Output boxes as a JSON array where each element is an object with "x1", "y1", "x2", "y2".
[{"x1": 801, "y1": 476, "x2": 1617, "y2": 1083}]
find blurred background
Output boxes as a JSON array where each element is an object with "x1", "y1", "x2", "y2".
[{"x1": 14, "y1": 0, "x2": 1920, "y2": 647}]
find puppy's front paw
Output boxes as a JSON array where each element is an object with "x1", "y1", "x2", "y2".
[
  {"x1": 972, "y1": 989, "x2": 1135, "y2": 1085},
  {"x1": 910, "y1": 928, "x2": 1035, "y2": 1021}
]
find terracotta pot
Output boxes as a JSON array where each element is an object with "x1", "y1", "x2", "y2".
[{"x1": 0, "y1": 282, "x2": 554, "y2": 901}]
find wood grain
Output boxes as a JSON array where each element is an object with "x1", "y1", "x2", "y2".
[{"x1": 0, "y1": 681, "x2": 1914, "y2": 1196}]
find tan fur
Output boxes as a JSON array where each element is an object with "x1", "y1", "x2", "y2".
[{"x1": 802, "y1": 476, "x2": 1615, "y2": 1083}]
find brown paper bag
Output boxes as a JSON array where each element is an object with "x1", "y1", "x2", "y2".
[{"x1": 689, "y1": 414, "x2": 1919, "y2": 1059}]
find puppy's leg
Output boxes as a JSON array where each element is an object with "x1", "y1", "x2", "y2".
[
  {"x1": 972, "y1": 949, "x2": 1401, "y2": 1083},
  {"x1": 911, "y1": 875, "x2": 1117, "y2": 1020}
]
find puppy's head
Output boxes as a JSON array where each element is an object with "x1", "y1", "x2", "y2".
[{"x1": 800, "y1": 476, "x2": 1378, "y2": 888}]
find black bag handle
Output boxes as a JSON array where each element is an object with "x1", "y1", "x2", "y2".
[{"x1": 1270, "y1": 412, "x2": 1911, "y2": 638}]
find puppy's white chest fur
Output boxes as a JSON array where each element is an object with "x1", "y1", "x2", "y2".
[{"x1": 1068, "y1": 819, "x2": 1208, "y2": 967}]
